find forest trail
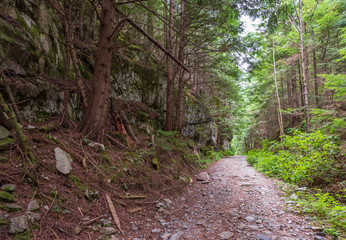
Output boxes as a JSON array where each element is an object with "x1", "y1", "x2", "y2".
[{"x1": 124, "y1": 156, "x2": 323, "y2": 240}]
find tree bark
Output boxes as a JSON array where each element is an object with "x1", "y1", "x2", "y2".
[
  {"x1": 299, "y1": 0, "x2": 310, "y2": 131},
  {"x1": 176, "y1": 0, "x2": 186, "y2": 132},
  {"x1": 78, "y1": 0, "x2": 115, "y2": 141},
  {"x1": 312, "y1": 31, "x2": 319, "y2": 106},
  {"x1": 164, "y1": 0, "x2": 174, "y2": 131},
  {"x1": 272, "y1": 39, "x2": 284, "y2": 138}
]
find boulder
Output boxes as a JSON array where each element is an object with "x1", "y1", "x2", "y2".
[{"x1": 54, "y1": 147, "x2": 73, "y2": 175}]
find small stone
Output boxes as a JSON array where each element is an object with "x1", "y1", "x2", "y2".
[
  {"x1": 218, "y1": 231, "x2": 234, "y2": 239},
  {"x1": 151, "y1": 228, "x2": 161, "y2": 233},
  {"x1": 131, "y1": 224, "x2": 139, "y2": 231},
  {"x1": 28, "y1": 200, "x2": 40, "y2": 211},
  {"x1": 0, "y1": 191, "x2": 16, "y2": 202},
  {"x1": 254, "y1": 235, "x2": 271, "y2": 240},
  {"x1": 99, "y1": 227, "x2": 116, "y2": 235},
  {"x1": 0, "y1": 126, "x2": 10, "y2": 140},
  {"x1": 85, "y1": 189, "x2": 99, "y2": 201},
  {"x1": 88, "y1": 142, "x2": 105, "y2": 151},
  {"x1": 156, "y1": 202, "x2": 166, "y2": 209},
  {"x1": 5, "y1": 203, "x2": 23, "y2": 212},
  {"x1": 245, "y1": 216, "x2": 255, "y2": 222},
  {"x1": 297, "y1": 187, "x2": 307, "y2": 191},
  {"x1": 1, "y1": 184, "x2": 16, "y2": 192},
  {"x1": 26, "y1": 211, "x2": 40, "y2": 222},
  {"x1": 314, "y1": 236, "x2": 325, "y2": 240},
  {"x1": 74, "y1": 226, "x2": 82, "y2": 235},
  {"x1": 196, "y1": 172, "x2": 210, "y2": 182},
  {"x1": 290, "y1": 194, "x2": 298, "y2": 200},
  {"x1": 168, "y1": 231, "x2": 183, "y2": 240},
  {"x1": 27, "y1": 125, "x2": 36, "y2": 130},
  {"x1": 9, "y1": 215, "x2": 28, "y2": 234},
  {"x1": 55, "y1": 147, "x2": 73, "y2": 175},
  {"x1": 101, "y1": 219, "x2": 112, "y2": 227},
  {"x1": 248, "y1": 225, "x2": 259, "y2": 231},
  {"x1": 164, "y1": 198, "x2": 173, "y2": 206},
  {"x1": 160, "y1": 232, "x2": 172, "y2": 240},
  {"x1": 311, "y1": 226, "x2": 323, "y2": 231}
]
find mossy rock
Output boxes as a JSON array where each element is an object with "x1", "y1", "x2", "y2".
[
  {"x1": 39, "y1": 121, "x2": 57, "y2": 132},
  {"x1": 0, "y1": 190, "x2": 16, "y2": 202},
  {"x1": 0, "y1": 202, "x2": 9, "y2": 211},
  {"x1": 0, "y1": 137, "x2": 14, "y2": 150}
]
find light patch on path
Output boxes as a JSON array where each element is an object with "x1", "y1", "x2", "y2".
[{"x1": 120, "y1": 156, "x2": 322, "y2": 240}]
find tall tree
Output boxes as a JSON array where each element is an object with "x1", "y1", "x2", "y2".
[
  {"x1": 78, "y1": 0, "x2": 116, "y2": 141},
  {"x1": 164, "y1": 0, "x2": 175, "y2": 131},
  {"x1": 299, "y1": 0, "x2": 310, "y2": 131}
]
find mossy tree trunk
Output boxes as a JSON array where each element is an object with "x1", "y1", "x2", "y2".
[{"x1": 0, "y1": 94, "x2": 36, "y2": 162}]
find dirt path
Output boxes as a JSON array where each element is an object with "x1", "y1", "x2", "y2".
[{"x1": 121, "y1": 156, "x2": 324, "y2": 240}]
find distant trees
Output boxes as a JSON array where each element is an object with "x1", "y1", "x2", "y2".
[{"x1": 242, "y1": 0, "x2": 345, "y2": 151}]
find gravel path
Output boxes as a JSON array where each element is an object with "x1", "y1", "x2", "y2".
[{"x1": 122, "y1": 156, "x2": 325, "y2": 240}]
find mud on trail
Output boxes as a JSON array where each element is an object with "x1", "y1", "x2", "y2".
[{"x1": 122, "y1": 156, "x2": 325, "y2": 240}]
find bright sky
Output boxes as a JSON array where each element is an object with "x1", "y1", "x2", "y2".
[{"x1": 240, "y1": 15, "x2": 261, "y2": 36}]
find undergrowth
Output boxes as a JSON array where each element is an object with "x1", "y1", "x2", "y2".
[{"x1": 246, "y1": 130, "x2": 345, "y2": 238}]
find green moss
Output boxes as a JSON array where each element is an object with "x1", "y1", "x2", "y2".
[
  {"x1": 68, "y1": 175, "x2": 88, "y2": 190},
  {"x1": 0, "y1": 203, "x2": 9, "y2": 211},
  {"x1": 0, "y1": 190, "x2": 16, "y2": 202},
  {"x1": 0, "y1": 156, "x2": 8, "y2": 163},
  {"x1": 0, "y1": 218, "x2": 9, "y2": 225},
  {"x1": 0, "y1": 138, "x2": 14, "y2": 149},
  {"x1": 14, "y1": 229, "x2": 33, "y2": 240},
  {"x1": 31, "y1": 222, "x2": 40, "y2": 231}
]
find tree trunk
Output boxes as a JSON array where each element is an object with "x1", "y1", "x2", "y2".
[
  {"x1": 176, "y1": 0, "x2": 186, "y2": 132},
  {"x1": 78, "y1": 0, "x2": 115, "y2": 141},
  {"x1": 299, "y1": 0, "x2": 310, "y2": 131},
  {"x1": 62, "y1": 8, "x2": 71, "y2": 127},
  {"x1": 297, "y1": 59, "x2": 304, "y2": 107},
  {"x1": 312, "y1": 30, "x2": 318, "y2": 106},
  {"x1": 272, "y1": 39, "x2": 284, "y2": 138},
  {"x1": 291, "y1": 69, "x2": 298, "y2": 108},
  {"x1": 164, "y1": 0, "x2": 174, "y2": 131}
]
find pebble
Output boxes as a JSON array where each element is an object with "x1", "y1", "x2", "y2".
[
  {"x1": 151, "y1": 228, "x2": 161, "y2": 233},
  {"x1": 168, "y1": 231, "x2": 183, "y2": 240},
  {"x1": 99, "y1": 227, "x2": 116, "y2": 235},
  {"x1": 254, "y1": 235, "x2": 271, "y2": 240},
  {"x1": 245, "y1": 216, "x2": 255, "y2": 222},
  {"x1": 218, "y1": 231, "x2": 234, "y2": 239}
]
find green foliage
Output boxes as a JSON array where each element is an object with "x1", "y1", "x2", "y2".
[
  {"x1": 318, "y1": 74, "x2": 346, "y2": 100},
  {"x1": 295, "y1": 191, "x2": 346, "y2": 237},
  {"x1": 247, "y1": 131, "x2": 341, "y2": 185}
]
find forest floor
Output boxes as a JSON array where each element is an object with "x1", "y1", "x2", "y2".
[{"x1": 120, "y1": 156, "x2": 327, "y2": 240}]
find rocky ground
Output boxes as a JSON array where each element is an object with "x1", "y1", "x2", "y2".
[
  {"x1": 119, "y1": 156, "x2": 327, "y2": 240},
  {"x1": 1, "y1": 156, "x2": 329, "y2": 240}
]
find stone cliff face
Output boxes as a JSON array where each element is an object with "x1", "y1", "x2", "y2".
[{"x1": 0, "y1": 0, "x2": 228, "y2": 148}]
